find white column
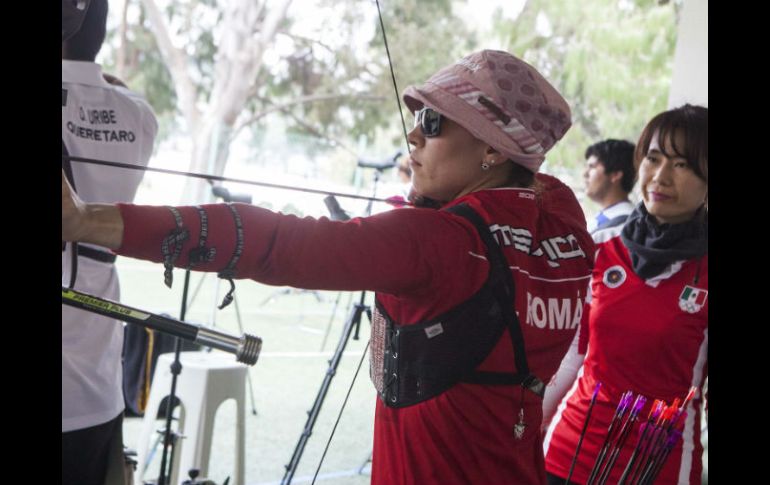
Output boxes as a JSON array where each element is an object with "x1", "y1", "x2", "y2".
[{"x1": 668, "y1": 0, "x2": 708, "y2": 108}]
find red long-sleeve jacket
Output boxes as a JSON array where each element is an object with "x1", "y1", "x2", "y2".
[{"x1": 116, "y1": 174, "x2": 593, "y2": 485}]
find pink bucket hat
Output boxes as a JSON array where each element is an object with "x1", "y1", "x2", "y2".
[{"x1": 403, "y1": 50, "x2": 571, "y2": 173}]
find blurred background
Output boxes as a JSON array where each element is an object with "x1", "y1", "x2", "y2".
[{"x1": 93, "y1": 0, "x2": 707, "y2": 483}]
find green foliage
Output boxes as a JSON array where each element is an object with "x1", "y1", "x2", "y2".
[
  {"x1": 103, "y1": 5, "x2": 177, "y2": 138},
  {"x1": 494, "y1": 0, "x2": 678, "y2": 183},
  {"x1": 280, "y1": 202, "x2": 304, "y2": 217},
  {"x1": 101, "y1": 0, "x2": 680, "y2": 207},
  {"x1": 363, "y1": 0, "x2": 477, "y2": 147}
]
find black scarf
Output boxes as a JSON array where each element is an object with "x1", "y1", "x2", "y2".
[{"x1": 620, "y1": 203, "x2": 708, "y2": 280}]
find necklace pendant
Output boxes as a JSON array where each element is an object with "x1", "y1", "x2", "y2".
[{"x1": 513, "y1": 408, "x2": 526, "y2": 440}]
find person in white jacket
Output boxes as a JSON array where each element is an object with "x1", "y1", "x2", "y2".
[{"x1": 61, "y1": 1, "x2": 158, "y2": 483}]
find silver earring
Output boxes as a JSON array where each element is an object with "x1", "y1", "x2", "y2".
[{"x1": 481, "y1": 162, "x2": 491, "y2": 171}]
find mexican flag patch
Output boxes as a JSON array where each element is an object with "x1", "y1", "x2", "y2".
[{"x1": 679, "y1": 286, "x2": 708, "y2": 314}]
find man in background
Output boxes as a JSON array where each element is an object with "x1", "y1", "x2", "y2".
[{"x1": 583, "y1": 139, "x2": 636, "y2": 232}]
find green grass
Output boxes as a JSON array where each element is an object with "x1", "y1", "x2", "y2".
[{"x1": 118, "y1": 258, "x2": 376, "y2": 485}]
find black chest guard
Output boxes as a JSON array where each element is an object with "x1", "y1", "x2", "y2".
[{"x1": 369, "y1": 204, "x2": 545, "y2": 408}]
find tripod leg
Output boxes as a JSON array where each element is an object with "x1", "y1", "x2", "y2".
[
  {"x1": 357, "y1": 451, "x2": 372, "y2": 475},
  {"x1": 186, "y1": 272, "x2": 208, "y2": 313},
  {"x1": 210, "y1": 275, "x2": 221, "y2": 328},
  {"x1": 157, "y1": 269, "x2": 193, "y2": 485},
  {"x1": 281, "y1": 302, "x2": 368, "y2": 485},
  {"x1": 259, "y1": 288, "x2": 291, "y2": 306},
  {"x1": 320, "y1": 292, "x2": 344, "y2": 352},
  {"x1": 143, "y1": 429, "x2": 164, "y2": 475},
  {"x1": 142, "y1": 418, "x2": 181, "y2": 476},
  {"x1": 204, "y1": 276, "x2": 259, "y2": 416}
]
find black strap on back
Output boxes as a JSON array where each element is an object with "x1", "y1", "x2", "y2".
[
  {"x1": 77, "y1": 245, "x2": 117, "y2": 264},
  {"x1": 444, "y1": 203, "x2": 545, "y2": 398},
  {"x1": 62, "y1": 141, "x2": 79, "y2": 289},
  {"x1": 62, "y1": 89, "x2": 77, "y2": 188},
  {"x1": 61, "y1": 144, "x2": 80, "y2": 288},
  {"x1": 62, "y1": 142, "x2": 77, "y2": 190},
  {"x1": 62, "y1": 90, "x2": 79, "y2": 288}
]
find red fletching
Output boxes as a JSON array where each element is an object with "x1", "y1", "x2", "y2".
[
  {"x1": 649, "y1": 400, "x2": 664, "y2": 421},
  {"x1": 681, "y1": 386, "x2": 697, "y2": 410},
  {"x1": 661, "y1": 405, "x2": 677, "y2": 423},
  {"x1": 670, "y1": 398, "x2": 681, "y2": 411}
]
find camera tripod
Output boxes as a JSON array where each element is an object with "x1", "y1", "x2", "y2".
[
  {"x1": 140, "y1": 290, "x2": 257, "y2": 485},
  {"x1": 154, "y1": 269, "x2": 193, "y2": 485},
  {"x1": 145, "y1": 186, "x2": 258, "y2": 485},
  {"x1": 281, "y1": 151, "x2": 400, "y2": 485},
  {"x1": 280, "y1": 291, "x2": 371, "y2": 485},
  {"x1": 138, "y1": 275, "x2": 258, "y2": 484},
  {"x1": 185, "y1": 270, "x2": 259, "y2": 416}
]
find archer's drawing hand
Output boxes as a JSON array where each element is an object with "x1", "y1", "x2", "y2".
[
  {"x1": 103, "y1": 73, "x2": 128, "y2": 88},
  {"x1": 62, "y1": 169, "x2": 86, "y2": 242},
  {"x1": 61, "y1": 170, "x2": 125, "y2": 249}
]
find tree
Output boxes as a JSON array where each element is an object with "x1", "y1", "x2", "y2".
[
  {"x1": 103, "y1": 0, "x2": 470, "y2": 203},
  {"x1": 104, "y1": 0, "x2": 678, "y2": 211},
  {"x1": 492, "y1": 0, "x2": 679, "y2": 208},
  {"x1": 138, "y1": 0, "x2": 295, "y2": 203}
]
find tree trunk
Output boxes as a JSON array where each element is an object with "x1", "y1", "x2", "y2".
[
  {"x1": 179, "y1": 0, "x2": 294, "y2": 203},
  {"x1": 116, "y1": 0, "x2": 130, "y2": 78},
  {"x1": 184, "y1": 119, "x2": 233, "y2": 204},
  {"x1": 140, "y1": 0, "x2": 200, "y2": 131}
]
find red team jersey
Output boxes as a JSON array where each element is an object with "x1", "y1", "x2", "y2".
[
  {"x1": 115, "y1": 174, "x2": 594, "y2": 485},
  {"x1": 544, "y1": 226, "x2": 708, "y2": 485}
]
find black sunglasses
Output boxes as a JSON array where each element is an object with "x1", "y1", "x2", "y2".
[{"x1": 414, "y1": 107, "x2": 443, "y2": 137}]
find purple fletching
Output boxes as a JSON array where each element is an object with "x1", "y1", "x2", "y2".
[
  {"x1": 620, "y1": 391, "x2": 633, "y2": 411},
  {"x1": 665, "y1": 429, "x2": 683, "y2": 449},
  {"x1": 632, "y1": 395, "x2": 647, "y2": 416}
]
